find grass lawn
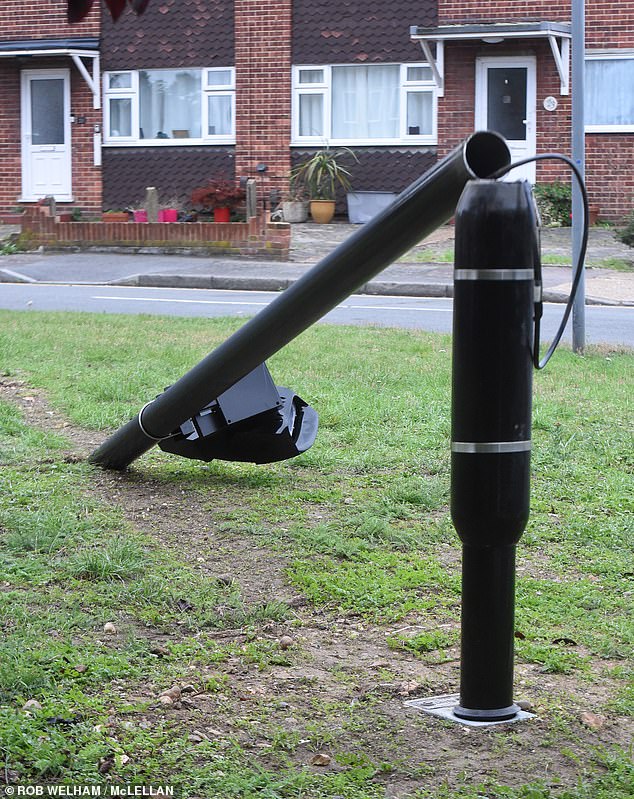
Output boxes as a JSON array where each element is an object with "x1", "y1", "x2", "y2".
[{"x1": 0, "y1": 310, "x2": 632, "y2": 798}]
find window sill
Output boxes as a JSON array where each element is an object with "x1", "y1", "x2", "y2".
[
  {"x1": 18, "y1": 195, "x2": 74, "y2": 203},
  {"x1": 103, "y1": 139, "x2": 236, "y2": 147},
  {"x1": 291, "y1": 138, "x2": 437, "y2": 147},
  {"x1": 585, "y1": 126, "x2": 634, "y2": 134}
]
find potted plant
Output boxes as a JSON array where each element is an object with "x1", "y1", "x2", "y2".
[
  {"x1": 281, "y1": 174, "x2": 309, "y2": 224},
  {"x1": 128, "y1": 204, "x2": 148, "y2": 223},
  {"x1": 101, "y1": 209, "x2": 130, "y2": 223},
  {"x1": 158, "y1": 195, "x2": 182, "y2": 223},
  {"x1": 191, "y1": 178, "x2": 246, "y2": 223},
  {"x1": 291, "y1": 147, "x2": 357, "y2": 224}
]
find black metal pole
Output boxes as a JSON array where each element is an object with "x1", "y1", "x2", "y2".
[
  {"x1": 90, "y1": 132, "x2": 510, "y2": 470},
  {"x1": 451, "y1": 179, "x2": 537, "y2": 721}
]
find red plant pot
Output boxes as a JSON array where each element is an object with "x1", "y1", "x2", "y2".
[
  {"x1": 133, "y1": 210, "x2": 148, "y2": 223},
  {"x1": 213, "y1": 206, "x2": 231, "y2": 223}
]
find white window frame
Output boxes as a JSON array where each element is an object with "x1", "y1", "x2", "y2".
[
  {"x1": 103, "y1": 70, "x2": 138, "y2": 144},
  {"x1": 202, "y1": 68, "x2": 236, "y2": 140},
  {"x1": 292, "y1": 62, "x2": 437, "y2": 146},
  {"x1": 103, "y1": 67, "x2": 236, "y2": 145},
  {"x1": 585, "y1": 50, "x2": 634, "y2": 133}
]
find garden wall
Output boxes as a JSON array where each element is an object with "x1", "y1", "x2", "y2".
[{"x1": 20, "y1": 207, "x2": 291, "y2": 260}]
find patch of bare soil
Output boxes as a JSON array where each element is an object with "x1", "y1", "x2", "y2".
[{"x1": 3, "y1": 380, "x2": 632, "y2": 796}]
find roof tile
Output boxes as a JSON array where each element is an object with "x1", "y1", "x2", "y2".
[
  {"x1": 102, "y1": 0, "x2": 233, "y2": 70},
  {"x1": 293, "y1": 1, "x2": 437, "y2": 64}
]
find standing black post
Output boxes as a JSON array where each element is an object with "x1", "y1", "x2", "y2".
[{"x1": 451, "y1": 180, "x2": 538, "y2": 721}]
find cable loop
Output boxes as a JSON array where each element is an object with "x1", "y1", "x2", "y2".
[{"x1": 491, "y1": 153, "x2": 589, "y2": 369}]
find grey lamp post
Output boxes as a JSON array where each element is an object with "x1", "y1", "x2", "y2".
[{"x1": 571, "y1": 0, "x2": 586, "y2": 353}]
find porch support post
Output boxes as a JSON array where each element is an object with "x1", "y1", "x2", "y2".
[
  {"x1": 417, "y1": 39, "x2": 444, "y2": 96},
  {"x1": 548, "y1": 35, "x2": 570, "y2": 95},
  {"x1": 71, "y1": 53, "x2": 100, "y2": 109}
]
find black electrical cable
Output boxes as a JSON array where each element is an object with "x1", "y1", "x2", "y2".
[{"x1": 490, "y1": 154, "x2": 590, "y2": 369}]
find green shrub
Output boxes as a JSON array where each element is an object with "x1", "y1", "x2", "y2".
[
  {"x1": 616, "y1": 210, "x2": 634, "y2": 247},
  {"x1": 533, "y1": 181, "x2": 572, "y2": 227}
]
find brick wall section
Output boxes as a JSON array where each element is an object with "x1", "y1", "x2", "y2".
[
  {"x1": 234, "y1": 0, "x2": 293, "y2": 201},
  {"x1": 436, "y1": 1, "x2": 634, "y2": 220},
  {"x1": 440, "y1": 1, "x2": 634, "y2": 48},
  {"x1": 586, "y1": 2, "x2": 634, "y2": 48},
  {"x1": 21, "y1": 206, "x2": 291, "y2": 259},
  {"x1": 0, "y1": 0, "x2": 99, "y2": 39},
  {"x1": 0, "y1": 64, "x2": 21, "y2": 214}
]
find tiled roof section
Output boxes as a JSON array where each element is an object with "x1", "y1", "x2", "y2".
[
  {"x1": 101, "y1": 0, "x2": 233, "y2": 70},
  {"x1": 292, "y1": 1, "x2": 437, "y2": 64},
  {"x1": 103, "y1": 147, "x2": 235, "y2": 208}
]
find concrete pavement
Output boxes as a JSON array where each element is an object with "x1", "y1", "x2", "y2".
[{"x1": 1, "y1": 222, "x2": 633, "y2": 306}]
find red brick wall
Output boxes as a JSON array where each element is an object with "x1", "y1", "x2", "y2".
[
  {"x1": 437, "y1": 1, "x2": 634, "y2": 220},
  {"x1": 22, "y1": 205, "x2": 291, "y2": 260},
  {"x1": 234, "y1": 0, "x2": 293, "y2": 202},
  {"x1": 0, "y1": 0, "x2": 99, "y2": 39},
  {"x1": 439, "y1": 1, "x2": 566, "y2": 25},
  {"x1": 0, "y1": 64, "x2": 21, "y2": 214},
  {"x1": 439, "y1": 0, "x2": 634, "y2": 48}
]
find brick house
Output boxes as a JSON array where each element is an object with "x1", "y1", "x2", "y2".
[
  {"x1": 411, "y1": 1, "x2": 634, "y2": 221},
  {"x1": 0, "y1": 1, "x2": 632, "y2": 222}
]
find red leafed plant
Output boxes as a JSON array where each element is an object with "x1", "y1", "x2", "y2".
[
  {"x1": 67, "y1": 0, "x2": 150, "y2": 24},
  {"x1": 191, "y1": 179, "x2": 246, "y2": 210}
]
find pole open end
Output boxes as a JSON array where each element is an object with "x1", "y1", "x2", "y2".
[{"x1": 464, "y1": 131, "x2": 512, "y2": 179}]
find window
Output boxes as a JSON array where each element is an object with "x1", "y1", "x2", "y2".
[
  {"x1": 585, "y1": 52, "x2": 634, "y2": 132},
  {"x1": 292, "y1": 63, "x2": 436, "y2": 144},
  {"x1": 104, "y1": 68, "x2": 235, "y2": 144}
]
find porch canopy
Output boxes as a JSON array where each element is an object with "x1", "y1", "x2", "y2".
[
  {"x1": 0, "y1": 37, "x2": 100, "y2": 107},
  {"x1": 410, "y1": 21, "x2": 572, "y2": 95}
]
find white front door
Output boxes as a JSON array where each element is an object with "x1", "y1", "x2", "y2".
[
  {"x1": 21, "y1": 69, "x2": 72, "y2": 201},
  {"x1": 475, "y1": 56, "x2": 536, "y2": 183}
]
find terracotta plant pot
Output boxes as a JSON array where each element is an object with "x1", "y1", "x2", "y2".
[
  {"x1": 310, "y1": 200, "x2": 335, "y2": 224},
  {"x1": 213, "y1": 206, "x2": 231, "y2": 223},
  {"x1": 102, "y1": 212, "x2": 130, "y2": 223}
]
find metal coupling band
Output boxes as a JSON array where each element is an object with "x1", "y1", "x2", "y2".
[
  {"x1": 454, "y1": 268, "x2": 534, "y2": 281},
  {"x1": 451, "y1": 440, "x2": 532, "y2": 454},
  {"x1": 137, "y1": 401, "x2": 165, "y2": 441}
]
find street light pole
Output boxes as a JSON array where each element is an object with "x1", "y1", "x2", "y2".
[{"x1": 571, "y1": 0, "x2": 586, "y2": 352}]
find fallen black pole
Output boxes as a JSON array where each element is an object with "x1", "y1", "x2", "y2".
[{"x1": 90, "y1": 131, "x2": 510, "y2": 470}]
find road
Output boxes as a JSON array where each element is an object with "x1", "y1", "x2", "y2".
[{"x1": 0, "y1": 282, "x2": 632, "y2": 348}]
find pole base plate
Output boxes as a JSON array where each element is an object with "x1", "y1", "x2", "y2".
[{"x1": 405, "y1": 693, "x2": 535, "y2": 727}]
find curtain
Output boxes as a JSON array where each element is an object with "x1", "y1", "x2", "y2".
[
  {"x1": 299, "y1": 93, "x2": 324, "y2": 137},
  {"x1": 139, "y1": 70, "x2": 201, "y2": 139},
  {"x1": 332, "y1": 65, "x2": 399, "y2": 139},
  {"x1": 586, "y1": 59, "x2": 634, "y2": 125}
]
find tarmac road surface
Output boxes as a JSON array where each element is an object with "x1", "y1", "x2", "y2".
[{"x1": 1, "y1": 282, "x2": 632, "y2": 348}]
